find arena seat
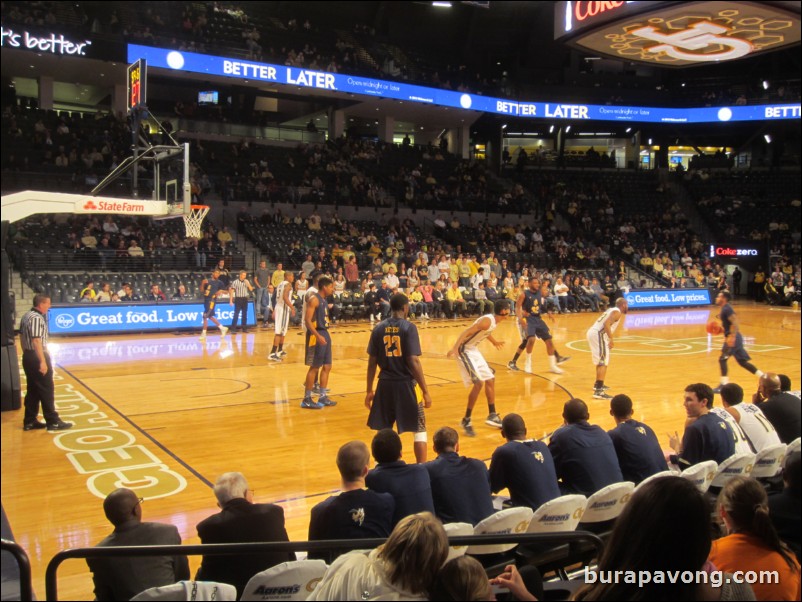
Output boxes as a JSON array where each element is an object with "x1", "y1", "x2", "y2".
[
  {"x1": 130, "y1": 580, "x2": 237, "y2": 601},
  {"x1": 443, "y1": 522, "x2": 473, "y2": 562},
  {"x1": 750, "y1": 443, "x2": 788, "y2": 479},
  {"x1": 526, "y1": 495, "x2": 587, "y2": 534},
  {"x1": 680, "y1": 460, "x2": 718, "y2": 493},
  {"x1": 466, "y1": 506, "x2": 533, "y2": 555},
  {"x1": 633, "y1": 470, "x2": 681, "y2": 492},
  {"x1": 516, "y1": 494, "x2": 588, "y2": 579},
  {"x1": 240, "y1": 559, "x2": 327, "y2": 601},
  {"x1": 785, "y1": 437, "x2": 801, "y2": 462},
  {"x1": 710, "y1": 452, "x2": 756, "y2": 489},
  {"x1": 577, "y1": 482, "x2": 634, "y2": 529}
]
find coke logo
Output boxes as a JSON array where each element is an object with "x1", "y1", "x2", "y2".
[{"x1": 574, "y1": 1, "x2": 626, "y2": 22}]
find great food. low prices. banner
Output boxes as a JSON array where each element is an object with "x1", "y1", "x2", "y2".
[{"x1": 49, "y1": 302, "x2": 255, "y2": 335}]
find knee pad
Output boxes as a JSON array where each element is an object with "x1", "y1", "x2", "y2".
[{"x1": 413, "y1": 432, "x2": 428, "y2": 443}]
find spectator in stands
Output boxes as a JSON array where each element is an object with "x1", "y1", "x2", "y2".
[
  {"x1": 79, "y1": 280, "x2": 96, "y2": 301},
  {"x1": 607, "y1": 394, "x2": 668, "y2": 483},
  {"x1": 668, "y1": 383, "x2": 736, "y2": 468},
  {"x1": 308, "y1": 511, "x2": 448, "y2": 601},
  {"x1": 489, "y1": 413, "x2": 560, "y2": 510},
  {"x1": 365, "y1": 429, "x2": 435, "y2": 526},
  {"x1": 753, "y1": 373, "x2": 802, "y2": 444},
  {"x1": 431, "y1": 556, "x2": 500, "y2": 602},
  {"x1": 719, "y1": 383, "x2": 781, "y2": 452},
  {"x1": 426, "y1": 426, "x2": 494, "y2": 525},
  {"x1": 308, "y1": 441, "x2": 394, "y2": 562},
  {"x1": 95, "y1": 282, "x2": 112, "y2": 303},
  {"x1": 119, "y1": 284, "x2": 141, "y2": 302},
  {"x1": 574, "y1": 477, "x2": 755, "y2": 600},
  {"x1": 147, "y1": 284, "x2": 167, "y2": 302},
  {"x1": 196, "y1": 472, "x2": 294, "y2": 598},
  {"x1": 769, "y1": 451, "x2": 801, "y2": 560},
  {"x1": 271, "y1": 262, "x2": 285, "y2": 288},
  {"x1": 711, "y1": 476, "x2": 801, "y2": 600},
  {"x1": 445, "y1": 280, "x2": 466, "y2": 318},
  {"x1": 377, "y1": 279, "x2": 392, "y2": 318},
  {"x1": 172, "y1": 284, "x2": 192, "y2": 300},
  {"x1": 87, "y1": 488, "x2": 189, "y2": 601}
]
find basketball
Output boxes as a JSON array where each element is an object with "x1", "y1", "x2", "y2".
[{"x1": 706, "y1": 320, "x2": 723, "y2": 335}]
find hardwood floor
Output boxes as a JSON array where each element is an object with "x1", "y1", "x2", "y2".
[{"x1": 2, "y1": 302, "x2": 799, "y2": 600}]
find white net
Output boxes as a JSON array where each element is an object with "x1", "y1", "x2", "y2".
[{"x1": 183, "y1": 205, "x2": 210, "y2": 239}]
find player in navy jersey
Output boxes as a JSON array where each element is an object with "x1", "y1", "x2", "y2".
[
  {"x1": 715, "y1": 291, "x2": 764, "y2": 393},
  {"x1": 508, "y1": 278, "x2": 569, "y2": 374},
  {"x1": 302, "y1": 277, "x2": 336, "y2": 409},
  {"x1": 366, "y1": 293, "x2": 433, "y2": 463},
  {"x1": 200, "y1": 269, "x2": 230, "y2": 341}
]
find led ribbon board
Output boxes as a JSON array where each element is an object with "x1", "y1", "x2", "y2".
[{"x1": 128, "y1": 44, "x2": 800, "y2": 123}]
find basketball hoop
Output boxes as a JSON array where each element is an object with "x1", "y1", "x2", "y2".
[{"x1": 183, "y1": 205, "x2": 210, "y2": 239}]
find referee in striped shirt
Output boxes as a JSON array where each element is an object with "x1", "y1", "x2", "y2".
[
  {"x1": 20, "y1": 294, "x2": 72, "y2": 431},
  {"x1": 229, "y1": 270, "x2": 254, "y2": 333}
]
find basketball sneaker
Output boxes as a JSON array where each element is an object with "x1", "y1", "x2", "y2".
[
  {"x1": 556, "y1": 355, "x2": 571, "y2": 364},
  {"x1": 461, "y1": 417, "x2": 476, "y2": 437},
  {"x1": 268, "y1": 352, "x2": 281, "y2": 362},
  {"x1": 301, "y1": 397, "x2": 324, "y2": 410},
  {"x1": 507, "y1": 361, "x2": 520, "y2": 371},
  {"x1": 277, "y1": 350, "x2": 288, "y2": 358},
  {"x1": 485, "y1": 413, "x2": 503, "y2": 428},
  {"x1": 593, "y1": 389, "x2": 613, "y2": 400},
  {"x1": 199, "y1": 332, "x2": 207, "y2": 341},
  {"x1": 318, "y1": 396, "x2": 337, "y2": 407},
  {"x1": 713, "y1": 386, "x2": 723, "y2": 394},
  {"x1": 312, "y1": 383, "x2": 321, "y2": 395},
  {"x1": 219, "y1": 326, "x2": 229, "y2": 337},
  {"x1": 549, "y1": 365, "x2": 564, "y2": 374}
]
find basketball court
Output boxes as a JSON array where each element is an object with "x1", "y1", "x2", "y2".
[{"x1": 1, "y1": 303, "x2": 799, "y2": 599}]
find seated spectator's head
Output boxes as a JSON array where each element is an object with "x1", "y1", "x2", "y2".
[
  {"x1": 103, "y1": 488, "x2": 143, "y2": 527},
  {"x1": 430, "y1": 556, "x2": 491, "y2": 601},
  {"x1": 609, "y1": 394, "x2": 633, "y2": 420},
  {"x1": 336, "y1": 441, "x2": 370, "y2": 484},
  {"x1": 213, "y1": 472, "x2": 252, "y2": 506},
  {"x1": 778, "y1": 374, "x2": 792, "y2": 392},
  {"x1": 563, "y1": 398, "x2": 590, "y2": 424},
  {"x1": 719, "y1": 383, "x2": 744, "y2": 407},
  {"x1": 717, "y1": 476, "x2": 797, "y2": 569},
  {"x1": 575, "y1": 477, "x2": 712, "y2": 600},
  {"x1": 501, "y1": 413, "x2": 527, "y2": 441},
  {"x1": 377, "y1": 512, "x2": 448, "y2": 596},
  {"x1": 371, "y1": 429, "x2": 402, "y2": 464},
  {"x1": 782, "y1": 451, "x2": 800, "y2": 491},
  {"x1": 433, "y1": 426, "x2": 459, "y2": 454}
]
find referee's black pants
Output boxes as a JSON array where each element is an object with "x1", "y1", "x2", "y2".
[
  {"x1": 231, "y1": 298, "x2": 249, "y2": 329},
  {"x1": 22, "y1": 350, "x2": 59, "y2": 424}
]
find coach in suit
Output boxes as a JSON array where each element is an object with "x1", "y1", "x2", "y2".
[
  {"x1": 88, "y1": 488, "x2": 189, "y2": 601},
  {"x1": 196, "y1": 472, "x2": 294, "y2": 597}
]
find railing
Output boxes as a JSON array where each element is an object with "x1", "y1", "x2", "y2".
[
  {"x1": 45, "y1": 531, "x2": 604, "y2": 601},
  {"x1": 1, "y1": 538, "x2": 34, "y2": 602},
  {"x1": 7, "y1": 250, "x2": 245, "y2": 274}
]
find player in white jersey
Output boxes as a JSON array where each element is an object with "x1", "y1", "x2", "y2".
[
  {"x1": 720, "y1": 382, "x2": 781, "y2": 452},
  {"x1": 269, "y1": 271, "x2": 295, "y2": 361},
  {"x1": 709, "y1": 406, "x2": 755, "y2": 455},
  {"x1": 447, "y1": 300, "x2": 512, "y2": 436},
  {"x1": 586, "y1": 297, "x2": 628, "y2": 400}
]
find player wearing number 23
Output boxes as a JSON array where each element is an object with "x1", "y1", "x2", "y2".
[{"x1": 366, "y1": 293, "x2": 433, "y2": 463}]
